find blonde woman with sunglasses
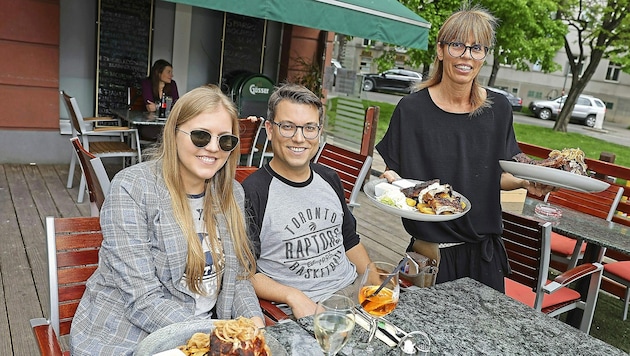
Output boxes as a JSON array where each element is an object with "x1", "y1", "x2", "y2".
[{"x1": 70, "y1": 85, "x2": 264, "y2": 355}]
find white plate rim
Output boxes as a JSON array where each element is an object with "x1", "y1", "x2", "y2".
[
  {"x1": 499, "y1": 160, "x2": 610, "y2": 193},
  {"x1": 135, "y1": 319, "x2": 286, "y2": 356},
  {"x1": 363, "y1": 178, "x2": 471, "y2": 222}
]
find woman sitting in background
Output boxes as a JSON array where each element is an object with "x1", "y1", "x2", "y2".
[{"x1": 142, "y1": 59, "x2": 180, "y2": 112}]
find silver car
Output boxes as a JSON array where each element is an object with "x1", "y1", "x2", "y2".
[{"x1": 528, "y1": 94, "x2": 606, "y2": 127}]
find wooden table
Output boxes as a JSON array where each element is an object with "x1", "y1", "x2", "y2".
[{"x1": 280, "y1": 278, "x2": 626, "y2": 355}]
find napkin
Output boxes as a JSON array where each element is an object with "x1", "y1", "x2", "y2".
[{"x1": 353, "y1": 311, "x2": 400, "y2": 348}]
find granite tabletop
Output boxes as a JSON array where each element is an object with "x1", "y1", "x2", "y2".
[
  {"x1": 279, "y1": 278, "x2": 627, "y2": 356},
  {"x1": 522, "y1": 197, "x2": 630, "y2": 254}
]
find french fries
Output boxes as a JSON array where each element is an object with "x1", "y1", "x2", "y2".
[
  {"x1": 416, "y1": 203, "x2": 435, "y2": 215},
  {"x1": 177, "y1": 332, "x2": 210, "y2": 356}
]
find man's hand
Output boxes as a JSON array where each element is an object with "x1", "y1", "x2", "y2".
[{"x1": 286, "y1": 291, "x2": 317, "y2": 319}]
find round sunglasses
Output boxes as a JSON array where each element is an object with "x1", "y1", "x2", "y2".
[{"x1": 177, "y1": 128, "x2": 239, "y2": 152}]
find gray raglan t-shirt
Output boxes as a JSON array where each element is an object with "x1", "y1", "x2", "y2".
[{"x1": 243, "y1": 163, "x2": 359, "y2": 303}]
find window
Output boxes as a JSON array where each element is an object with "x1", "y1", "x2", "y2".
[
  {"x1": 363, "y1": 39, "x2": 374, "y2": 46},
  {"x1": 527, "y1": 90, "x2": 543, "y2": 99},
  {"x1": 360, "y1": 60, "x2": 372, "y2": 74},
  {"x1": 606, "y1": 61, "x2": 621, "y2": 82}
]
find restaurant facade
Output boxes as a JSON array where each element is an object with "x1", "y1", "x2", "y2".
[{"x1": 0, "y1": 0, "x2": 428, "y2": 164}]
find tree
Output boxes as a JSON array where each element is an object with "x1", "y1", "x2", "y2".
[
  {"x1": 553, "y1": 0, "x2": 630, "y2": 132},
  {"x1": 379, "y1": 1, "x2": 565, "y2": 86},
  {"x1": 481, "y1": 0, "x2": 566, "y2": 87}
]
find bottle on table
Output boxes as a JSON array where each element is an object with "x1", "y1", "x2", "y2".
[{"x1": 158, "y1": 93, "x2": 167, "y2": 118}]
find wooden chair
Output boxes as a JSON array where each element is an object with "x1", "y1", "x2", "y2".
[
  {"x1": 70, "y1": 137, "x2": 111, "y2": 216},
  {"x1": 314, "y1": 142, "x2": 373, "y2": 212},
  {"x1": 235, "y1": 166, "x2": 258, "y2": 183},
  {"x1": 601, "y1": 249, "x2": 630, "y2": 320},
  {"x1": 127, "y1": 86, "x2": 146, "y2": 111},
  {"x1": 544, "y1": 184, "x2": 624, "y2": 271},
  {"x1": 502, "y1": 211, "x2": 604, "y2": 333},
  {"x1": 30, "y1": 216, "x2": 103, "y2": 356},
  {"x1": 61, "y1": 90, "x2": 141, "y2": 203},
  {"x1": 238, "y1": 117, "x2": 264, "y2": 166}
]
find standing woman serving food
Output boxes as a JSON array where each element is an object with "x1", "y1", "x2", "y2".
[
  {"x1": 70, "y1": 85, "x2": 264, "y2": 355},
  {"x1": 376, "y1": 5, "x2": 552, "y2": 292},
  {"x1": 142, "y1": 59, "x2": 180, "y2": 112}
]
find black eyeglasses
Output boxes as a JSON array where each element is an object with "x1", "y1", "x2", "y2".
[
  {"x1": 440, "y1": 41, "x2": 488, "y2": 60},
  {"x1": 271, "y1": 121, "x2": 321, "y2": 140},
  {"x1": 177, "y1": 128, "x2": 239, "y2": 152}
]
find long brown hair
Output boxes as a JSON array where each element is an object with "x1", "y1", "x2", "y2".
[
  {"x1": 149, "y1": 59, "x2": 174, "y2": 100},
  {"x1": 415, "y1": 5, "x2": 497, "y2": 115},
  {"x1": 150, "y1": 85, "x2": 256, "y2": 294}
]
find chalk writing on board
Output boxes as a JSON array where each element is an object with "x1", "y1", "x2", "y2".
[
  {"x1": 222, "y1": 13, "x2": 265, "y2": 78},
  {"x1": 97, "y1": 0, "x2": 153, "y2": 116}
]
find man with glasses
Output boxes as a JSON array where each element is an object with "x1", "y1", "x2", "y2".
[{"x1": 242, "y1": 83, "x2": 371, "y2": 319}]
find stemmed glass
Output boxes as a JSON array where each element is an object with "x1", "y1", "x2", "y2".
[
  {"x1": 357, "y1": 261, "x2": 400, "y2": 345},
  {"x1": 313, "y1": 294, "x2": 356, "y2": 356}
]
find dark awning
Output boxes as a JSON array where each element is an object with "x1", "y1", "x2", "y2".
[{"x1": 166, "y1": 0, "x2": 430, "y2": 50}]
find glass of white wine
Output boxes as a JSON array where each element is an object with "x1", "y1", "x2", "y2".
[{"x1": 313, "y1": 294, "x2": 356, "y2": 356}]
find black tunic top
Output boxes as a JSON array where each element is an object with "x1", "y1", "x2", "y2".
[{"x1": 376, "y1": 88, "x2": 521, "y2": 247}]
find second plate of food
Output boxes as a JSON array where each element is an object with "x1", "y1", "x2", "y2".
[
  {"x1": 499, "y1": 160, "x2": 610, "y2": 193},
  {"x1": 363, "y1": 178, "x2": 471, "y2": 222}
]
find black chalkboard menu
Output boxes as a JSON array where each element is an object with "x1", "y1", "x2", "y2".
[
  {"x1": 221, "y1": 13, "x2": 266, "y2": 80},
  {"x1": 96, "y1": 0, "x2": 153, "y2": 116}
]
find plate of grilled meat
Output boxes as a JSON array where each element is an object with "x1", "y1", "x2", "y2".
[
  {"x1": 501, "y1": 149, "x2": 609, "y2": 193},
  {"x1": 364, "y1": 178, "x2": 471, "y2": 222}
]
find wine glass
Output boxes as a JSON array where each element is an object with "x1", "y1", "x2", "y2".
[
  {"x1": 313, "y1": 294, "x2": 356, "y2": 356},
  {"x1": 358, "y1": 261, "x2": 400, "y2": 345}
]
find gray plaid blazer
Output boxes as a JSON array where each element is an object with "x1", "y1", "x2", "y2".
[{"x1": 70, "y1": 161, "x2": 262, "y2": 355}]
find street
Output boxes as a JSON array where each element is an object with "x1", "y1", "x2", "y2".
[{"x1": 358, "y1": 91, "x2": 630, "y2": 148}]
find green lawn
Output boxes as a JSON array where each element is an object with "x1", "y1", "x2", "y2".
[
  {"x1": 328, "y1": 97, "x2": 630, "y2": 168},
  {"x1": 327, "y1": 97, "x2": 630, "y2": 352}
]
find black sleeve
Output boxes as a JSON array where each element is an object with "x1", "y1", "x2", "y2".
[{"x1": 241, "y1": 169, "x2": 273, "y2": 259}]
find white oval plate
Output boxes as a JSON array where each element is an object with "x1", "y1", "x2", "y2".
[
  {"x1": 499, "y1": 160, "x2": 610, "y2": 193},
  {"x1": 363, "y1": 178, "x2": 471, "y2": 222},
  {"x1": 135, "y1": 319, "x2": 287, "y2": 356}
]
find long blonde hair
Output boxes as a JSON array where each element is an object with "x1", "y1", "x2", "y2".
[
  {"x1": 415, "y1": 5, "x2": 497, "y2": 115},
  {"x1": 150, "y1": 85, "x2": 256, "y2": 294}
]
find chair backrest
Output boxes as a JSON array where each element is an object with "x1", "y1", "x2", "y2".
[
  {"x1": 501, "y1": 211, "x2": 552, "y2": 310},
  {"x1": 238, "y1": 118, "x2": 264, "y2": 166},
  {"x1": 46, "y1": 216, "x2": 102, "y2": 338},
  {"x1": 313, "y1": 142, "x2": 373, "y2": 211},
  {"x1": 235, "y1": 166, "x2": 258, "y2": 183},
  {"x1": 544, "y1": 184, "x2": 624, "y2": 221},
  {"x1": 127, "y1": 86, "x2": 145, "y2": 111},
  {"x1": 60, "y1": 90, "x2": 87, "y2": 136},
  {"x1": 70, "y1": 138, "x2": 111, "y2": 215}
]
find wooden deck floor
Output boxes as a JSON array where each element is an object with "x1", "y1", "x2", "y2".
[{"x1": 0, "y1": 163, "x2": 408, "y2": 355}]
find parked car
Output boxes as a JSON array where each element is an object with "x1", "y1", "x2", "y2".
[
  {"x1": 362, "y1": 69, "x2": 423, "y2": 93},
  {"x1": 528, "y1": 94, "x2": 606, "y2": 127},
  {"x1": 485, "y1": 86, "x2": 522, "y2": 112}
]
